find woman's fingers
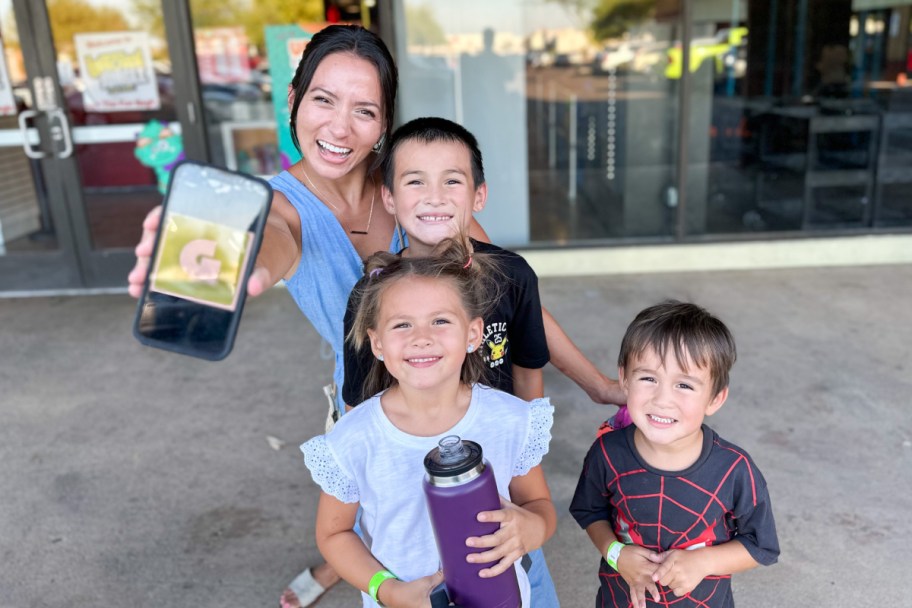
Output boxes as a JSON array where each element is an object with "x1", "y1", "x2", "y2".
[
  {"x1": 127, "y1": 256, "x2": 150, "y2": 297},
  {"x1": 127, "y1": 206, "x2": 163, "y2": 298}
]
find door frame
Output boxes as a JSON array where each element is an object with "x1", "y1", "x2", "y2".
[{"x1": 0, "y1": 0, "x2": 208, "y2": 293}]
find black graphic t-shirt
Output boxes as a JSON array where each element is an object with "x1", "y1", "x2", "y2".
[
  {"x1": 569, "y1": 425, "x2": 780, "y2": 608},
  {"x1": 342, "y1": 239, "x2": 550, "y2": 405}
]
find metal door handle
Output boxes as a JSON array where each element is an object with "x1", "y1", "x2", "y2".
[
  {"x1": 18, "y1": 109, "x2": 46, "y2": 159},
  {"x1": 49, "y1": 109, "x2": 73, "y2": 158}
]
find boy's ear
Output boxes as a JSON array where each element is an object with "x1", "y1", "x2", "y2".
[
  {"x1": 381, "y1": 184, "x2": 397, "y2": 215},
  {"x1": 618, "y1": 366, "x2": 630, "y2": 395},
  {"x1": 472, "y1": 182, "x2": 488, "y2": 213},
  {"x1": 705, "y1": 386, "x2": 729, "y2": 416}
]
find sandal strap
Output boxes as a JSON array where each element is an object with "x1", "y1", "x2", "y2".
[{"x1": 286, "y1": 568, "x2": 326, "y2": 607}]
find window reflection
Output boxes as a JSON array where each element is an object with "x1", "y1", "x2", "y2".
[{"x1": 393, "y1": 0, "x2": 912, "y2": 245}]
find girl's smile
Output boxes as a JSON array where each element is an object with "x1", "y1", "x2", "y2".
[{"x1": 368, "y1": 276, "x2": 482, "y2": 394}]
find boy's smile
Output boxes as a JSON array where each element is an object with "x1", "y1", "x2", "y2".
[
  {"x1": 620, "y1": 345, "x2": 728, "y2": 469},
  {"x1": 382, "y1": 139, "x2": 487, "y2": 256}
]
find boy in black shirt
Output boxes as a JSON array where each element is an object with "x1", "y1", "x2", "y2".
[
  {"x1": 342, "y1": 117, "x2": 551, "y2": 405},
  {"x1": 570, "y1": 300, "x2": 779, "y2": 608}
]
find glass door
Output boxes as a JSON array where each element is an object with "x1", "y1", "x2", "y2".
[
  {"x1": 0, "y1": 0, "x2": 204, "y2": 292},
  {"x1": 0, "y1": 0, "x2": 82, "y2": 290}
]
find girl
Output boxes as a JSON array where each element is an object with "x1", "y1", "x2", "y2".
[{"x1": 302, "y1": 239, "x2": 556, "y2": 607}]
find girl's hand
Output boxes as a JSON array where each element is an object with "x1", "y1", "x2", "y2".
[
  {"x1": 127, "y1": 206, "x2": 278, "y2": 299},
  {"x1": 651, "y1": 548, "x2": 708, "y2": 598},
  {"x1": 616, "y1": 544, "x2": 664, "y2": 608},
  {"x1": 465, "y1": 496, "x2": 543, "y2": 578},
  {"x1": 380, "y1": 570, "x2": 445, "y2": 608}
]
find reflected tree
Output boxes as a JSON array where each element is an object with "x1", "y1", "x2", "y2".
[
  {"x1": 591, "y1": 0, "x2": 655, "y2": 40},
  {"x1": 405, "y1": 4, "x2": 446, "y2": 47},
  {"x1": 130, "y1": 0, "x2": 323, "y2": 51},
  {"x1": 47, "y1": 0, "x2": 130, "y2": 56},
  {"x1": 546, "y1": 0, "x2": 656, "y2": 42}
]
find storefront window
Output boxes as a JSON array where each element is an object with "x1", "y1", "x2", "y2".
[
  {"x1": 188, "y1": 1, "x2": 325, "y2": 175},
  {"x1": 394, "y1": 0, "x2": 681, "y2": 246},
  {"x1": 694, "y1": 0, "x2": 912, "y2": 235},
  {"x1": 395, "y1": 0, "x2": 912, "y2": 247}
]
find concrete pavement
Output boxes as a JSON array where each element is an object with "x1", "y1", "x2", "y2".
[{"x1": 2, "y1": 263, "x2": 910, "y2": 607}]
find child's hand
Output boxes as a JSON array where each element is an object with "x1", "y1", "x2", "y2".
[
  {"x1": 465, "y1": 496, "x2": 543, "y2": 578},
  {"x1": 380, "y1": 569, "x2": 445, "y2": 608},
  {"x1": 651, "y1": 548, "x2": 708, "y2": 598},
  {"x1": 616, "y1": 544, "x2": 664, "y2": 608}
]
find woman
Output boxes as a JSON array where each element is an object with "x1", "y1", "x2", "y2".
[{"x1": 128, "y1": 25, "x2": 425, "y2": 608}]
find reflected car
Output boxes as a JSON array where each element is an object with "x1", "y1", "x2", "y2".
[
  {"x1": 665, "y1": 27, "x2": 748, "y2": 80},
  {"x1": 630, "y1": 41, "x2": 669, "y2": 77},
  {"x1": 592, "y1": 43, "x2": 636, "y2": 74}
]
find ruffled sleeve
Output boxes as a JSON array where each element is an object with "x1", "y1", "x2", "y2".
[
  {"x1": 512, "y1": 398, "x2": 554, "y2": 476},
  {"x1": 301, "y1": 435, "x2": 360, "y2": 503}
]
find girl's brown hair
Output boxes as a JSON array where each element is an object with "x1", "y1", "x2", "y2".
[{"x1": 348, "y1": 236, "x2": 502, "y2": 401}]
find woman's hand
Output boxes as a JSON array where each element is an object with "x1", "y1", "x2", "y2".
[
  {"x1": 379, "y1": 570, "x2": 445, "y2": 608},
  {"x1": 126, "y1": 204, "x2": 292, "y2": 299},
  {"x1": 127, "y1": 206, "x2": 163, "y2": 298},
  {"x1": 465, "y1": 496, "x2": 545, "y2": 578}
]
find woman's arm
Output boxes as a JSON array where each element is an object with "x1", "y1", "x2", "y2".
[
  {"x1": 127, "y1": 192, "x2": 303, "y2": 298},
  {"x1": 542, "y1": 307, "x2": 627, "y2": 405},
  {"x1": 468, "y1": 216, "x2": 490, "y2": 243},
  {"x1": 511, "y1": 365, "x2": 544, "y2": 401}
]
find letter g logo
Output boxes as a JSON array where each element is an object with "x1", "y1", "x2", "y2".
[{"x1": 179, "y1": 239, "x2": 222, "y2": 283}]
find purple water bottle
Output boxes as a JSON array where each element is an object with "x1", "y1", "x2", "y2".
[{"x1": 423, "y1": 435, "x2": 521, "y2": 608}]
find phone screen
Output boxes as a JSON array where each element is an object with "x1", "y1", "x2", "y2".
[{"x1": 133, "y1": 161, "x2": 272, "y2": 360}]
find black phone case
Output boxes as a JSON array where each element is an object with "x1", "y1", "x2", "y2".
[{"x1": 132, "y1": 160, "x2": 272, "y2": 361}]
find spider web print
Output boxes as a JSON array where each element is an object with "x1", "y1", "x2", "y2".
[{"x1": 575, "y1": 427, "x2": 776, "y2": 608}]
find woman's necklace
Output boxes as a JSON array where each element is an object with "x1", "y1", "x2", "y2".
[{"x1": 298, "y1": 164, "x2": 375, "y2": 235}]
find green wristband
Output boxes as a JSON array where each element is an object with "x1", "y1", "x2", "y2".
[
  {"x1": 605, "y1": 540, "x2": 625, "y2": 571},
  {"x1": 368, "y1": 569, "x2": 398, "y2": 606}
]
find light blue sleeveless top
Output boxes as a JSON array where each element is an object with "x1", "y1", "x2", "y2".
[{"x1": 269, "y1": 170, "x2": 403, "y2": 411}]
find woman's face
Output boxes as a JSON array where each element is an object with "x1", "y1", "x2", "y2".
[{"x1": 294, "y1": 52, "x2": 385, "y2": 181}]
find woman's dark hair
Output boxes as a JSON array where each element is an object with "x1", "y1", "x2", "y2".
[
  {"x1": 288, "y1": 25, "x2": 398, "y2": 170},
  {"x1": 348, "y1": 236, "x2": 502, "y2": 401}
]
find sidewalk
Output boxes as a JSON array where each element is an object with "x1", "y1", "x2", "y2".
[{"x1": 1, "y1": 263, "x2": 909, "y2": 607}]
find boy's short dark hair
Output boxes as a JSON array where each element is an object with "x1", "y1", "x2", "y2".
[
  {"x1": 381, "y1": 117, "x2": 485, "y2": 191},
  {"x1": 618, "y1": 300, "x2": 736, "y2": 396}
]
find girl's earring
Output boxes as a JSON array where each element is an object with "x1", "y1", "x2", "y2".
[
  {"x1": 467, "y1": 344, "x2": 475, "y2": 353},
  {"x1": 372, "y1": 134, "x2": 386, "y2": 153},
  {"x1": 377, "y1": 354, "x2": 384, "y2": 362}
]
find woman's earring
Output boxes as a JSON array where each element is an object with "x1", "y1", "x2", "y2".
[
  {"x1": 372, "y1": 133, "x2": 386, "y2": 153},
  {"x1": 377, "y1": 354, "x2": 384, "y2": 362},
  {"x1": 467, "y1": 344, "x2": 475, "y2": 353}
]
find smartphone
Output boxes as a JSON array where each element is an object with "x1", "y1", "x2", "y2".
[{"x1": 133, "y1": 160, "x2": 272, "y2": 361}]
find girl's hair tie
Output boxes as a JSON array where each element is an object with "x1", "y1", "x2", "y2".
[
  {"x1": 369, "y1": 267, "x2": 384, "y2": 279},
  {"x1": 463, "y1": 256, "x2": 473, "y2": 269}
]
